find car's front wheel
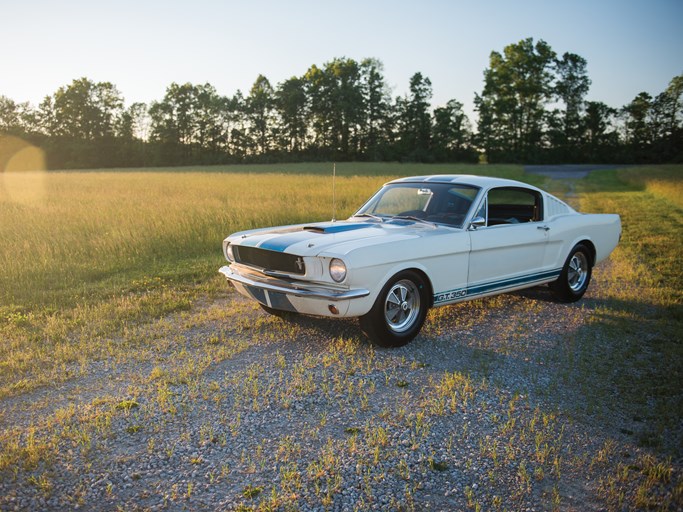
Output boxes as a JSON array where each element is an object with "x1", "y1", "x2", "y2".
[
  {"x1": 550, "y1": 243, "x2": 593, "y2": 302},
  {"x1": 360, "y1": 270, "x2": 429, "y2": 347}
]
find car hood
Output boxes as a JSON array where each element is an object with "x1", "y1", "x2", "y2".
[{"x1": 229, "y1": 219, "x2": 447, "y2": 257}]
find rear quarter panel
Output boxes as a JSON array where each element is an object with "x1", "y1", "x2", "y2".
[{"x1": 545, "y1": 213, "x2": 621, "y2": 268}]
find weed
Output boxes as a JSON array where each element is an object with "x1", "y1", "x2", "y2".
[
  {"x1": 428, "y1": 458, "x2": 449, "y2": 472},
  {"x1": 27, "y1": 473, "x2": 53, "y2": 497},
  {"x1": 242, "y1": 484, "x2": 263, "y2": 499},
  {"x1": 114, "y1": 399, "x2": 139, "y2": 411}
]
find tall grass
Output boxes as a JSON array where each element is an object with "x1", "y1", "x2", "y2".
[
  {"x1": 0, "y1": 172, "x2": 368, "y2": 309},
  {"x1": 0, "y1": 163, "x2": 529, "y2": 311},
  {"x1": 578, "y1": 165, "x2": 682, "y2": 454},
  {"x1": 580, "y1": 165, "x2": 683, "y2": 305},
  {"x1": 0, "y1": 163, "x2": 536, "y2": 396}
]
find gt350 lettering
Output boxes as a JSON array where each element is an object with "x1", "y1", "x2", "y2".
[{"x1": 436, "y1": 289, "x2": 467, "y2": 303}]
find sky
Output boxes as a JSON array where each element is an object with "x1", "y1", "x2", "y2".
[{"x1": 1, "y1": 0, "x2": 682, "y2": 122}]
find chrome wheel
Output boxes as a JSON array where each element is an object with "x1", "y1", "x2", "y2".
[
  {"x1": 360, "y1": 270, "x2": 429, "y2": 347},
  {"x1": 384, "y1": 279, "x2": 421, "y2": 333},
  {"x1": 550, "y1": 243, "x2": 593, "y2": 303},
  {"x1": 567, "y1": 251, "x2": 588, "y2": 292}
]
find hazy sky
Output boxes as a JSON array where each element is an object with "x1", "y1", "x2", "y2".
[{"x1": 2, "y1": 0, "x2": 682, "y2": 120}]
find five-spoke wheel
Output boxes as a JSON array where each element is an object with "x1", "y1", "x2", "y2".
[
  {"x1": 550, "y1": 243, "x2": 593, "y2": 302},
  {"x1": 360, "y1": 270, "x2": 429, "y2": 347}
]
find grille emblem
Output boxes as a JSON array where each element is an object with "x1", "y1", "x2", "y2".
[{"x1": 295, "y1": 257, "x2": 305, "y2": 271}]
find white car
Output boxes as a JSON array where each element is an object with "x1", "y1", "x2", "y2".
[{"x1": 220, "y1": 175, "x2": 621, "y2": 347}]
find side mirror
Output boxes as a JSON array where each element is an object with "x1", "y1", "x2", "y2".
[{"x1": 469, "y1": 216, "x2": 486, "y2": 230}]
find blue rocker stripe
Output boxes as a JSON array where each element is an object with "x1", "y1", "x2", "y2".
[{"x1": 434, "y1": 268, "x2": 562, "y2": 304}]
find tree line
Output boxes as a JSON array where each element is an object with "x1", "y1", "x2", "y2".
[{"x1": 1, "y1": 38, "x2": 681, "y2": 169}]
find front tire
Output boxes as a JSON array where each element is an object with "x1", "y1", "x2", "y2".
[
  {"x1": 550, "y1": 243, "x2": 592, "y2": 302},
  {"x1": 360, "y1": 270, "x2": 429, "y2": 347}
]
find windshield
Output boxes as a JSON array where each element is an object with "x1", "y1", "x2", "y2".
[{"x1": 353, "y1": 182, "x2": 480, "y2": 228}]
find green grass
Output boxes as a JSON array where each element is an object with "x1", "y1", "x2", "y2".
[
  {"x1": 0, "y1": 162, "x2": 682, "y2": 510},
  {"x1": 0, "y1": 163, "x2": 528, "y2": 399},
  {"x1": 574, "y1": 166, "x2": 683, "y2": 458},
  {"x1": 0, "y1": 163, "x2": 531, "y2": 311}
]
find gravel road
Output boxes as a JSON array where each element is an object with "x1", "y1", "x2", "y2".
[{"x1": 4, "y1": 258, "x2": 678, "y2": 511}]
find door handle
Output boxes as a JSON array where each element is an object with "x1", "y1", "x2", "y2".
[{"x1": 537, "y1": 225, "x2": 550, "y2": 231}]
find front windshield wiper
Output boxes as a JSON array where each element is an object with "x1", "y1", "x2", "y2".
[
  {"x1": 353, "y1": 213, "x2": 385, "y2": 222},
  {"x1": 392, "y1": 215, "x2": 437, "y2": 227}
]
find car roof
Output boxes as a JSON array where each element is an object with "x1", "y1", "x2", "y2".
[{"x1": 387, "y1": 174, "x2": 540, "y2": 191}]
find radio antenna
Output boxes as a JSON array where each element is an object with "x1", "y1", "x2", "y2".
[{"x1": 332, "y1": 162, "x2": 336, "y2": 222}]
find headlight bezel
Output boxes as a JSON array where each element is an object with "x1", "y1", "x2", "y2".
[
  {"x1": 226, "y1": 243, "x2": 235, "y2": 262},
  {"x1": 329, "y1": 258, "x2": 347, "y2": 283}
]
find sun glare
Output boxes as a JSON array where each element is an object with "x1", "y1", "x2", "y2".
[{"x1": 0, "y1": 135, "x2": 47, "y2": 206}]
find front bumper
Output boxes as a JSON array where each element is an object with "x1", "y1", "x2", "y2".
[{"x1": 219, "y1": 266, "x2": 370, "y2": 316}]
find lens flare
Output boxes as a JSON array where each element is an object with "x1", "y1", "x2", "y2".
[{"x1": 0, "y1": 135, "x2": 47, "y2": 206}]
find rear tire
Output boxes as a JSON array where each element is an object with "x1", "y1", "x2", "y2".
[
  {"x1": 550, "y1": 243, "x2": 592, "y2": 302},
  {"x1": 360, "y1": 270, "x2": 429, "y2": 347}
]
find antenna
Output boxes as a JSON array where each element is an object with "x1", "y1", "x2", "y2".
[{"x1": 332, "y1": 162, "x2": 336, "y2": 222}]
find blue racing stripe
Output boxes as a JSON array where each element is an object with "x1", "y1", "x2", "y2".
[
  {"x1": 467, "y1": 269, "x2": 561, "y2": 296},
  {"x1": 244, "y1": 286, "x2": 297, "y2": 313},
  {"x1": 267, "y1": 291, "x2": 297, "y2": 312},
  {"x1": 258, "y1": 231, "x2": 320, "y2": 252},
  {"x1": 306, "y1": 222, "x2": 375, "y2": 233},
  {"x1": 434, "y1": 268, "x2": 562, "y2": 305},
  {"x1": 239, "y1": 223, "x2": 377, "y2": 252}
]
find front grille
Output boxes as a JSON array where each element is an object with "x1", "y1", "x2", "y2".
[{"x1": 234, "y1": 246, "x2": 306, "y2": 275}]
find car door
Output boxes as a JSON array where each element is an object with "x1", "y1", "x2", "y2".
[{"x1": 467, "y1": 187, "x2": 550, "y2": 298}]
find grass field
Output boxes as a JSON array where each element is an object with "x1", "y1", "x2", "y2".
[
  {"x1": 0, "y1": 163, "x2": 531, "y2": 398},
  {"x1": 1, "y1": 162, "x2": 681, "y2": 509},
  {"x1": 0, "y1": 162, "x2": 534, "y2": 310}
]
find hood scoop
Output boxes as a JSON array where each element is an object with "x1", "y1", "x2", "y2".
[{"x1": 302, "y1": 222, "x2": 376, "y2": 234}]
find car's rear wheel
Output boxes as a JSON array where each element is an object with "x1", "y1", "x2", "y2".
[
  {"x1": 550, "y1": 243, "x2": 592, "y2": 302},
  {"x1": 360, "y1": 270, "x2": 429, "y2": 347}
]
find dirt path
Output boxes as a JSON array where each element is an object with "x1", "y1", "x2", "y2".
[{"x1": 4, "y1": 263, "x2": 677, "y2": 511}]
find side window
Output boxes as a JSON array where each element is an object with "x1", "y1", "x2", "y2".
[{"x1": 486, "y1": 187, "x2": 542, "y2": 226}]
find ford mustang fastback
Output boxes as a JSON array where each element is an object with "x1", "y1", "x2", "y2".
[{"x1": 220, "y1": 175, "x2": 621, "y2": 346}]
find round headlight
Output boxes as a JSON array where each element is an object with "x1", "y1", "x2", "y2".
[
  {"x1": 329, "y1": 258, "x2": 347, "y2": 283},
  {"x1": 226, "y1": 243, "x2": 235, "y2": 262}
]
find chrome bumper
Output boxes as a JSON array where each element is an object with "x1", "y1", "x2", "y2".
[{"x1": 219, "y1": 266, "x2": 370, "y2": 301}]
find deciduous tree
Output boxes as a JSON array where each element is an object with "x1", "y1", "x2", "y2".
[{"x1": 476, "y1": 38, "x2": 557, "y2": 162}]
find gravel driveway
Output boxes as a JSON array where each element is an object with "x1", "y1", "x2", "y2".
[{"x1": 3, "y1": 258, "x2": 675, "y2": 511}]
